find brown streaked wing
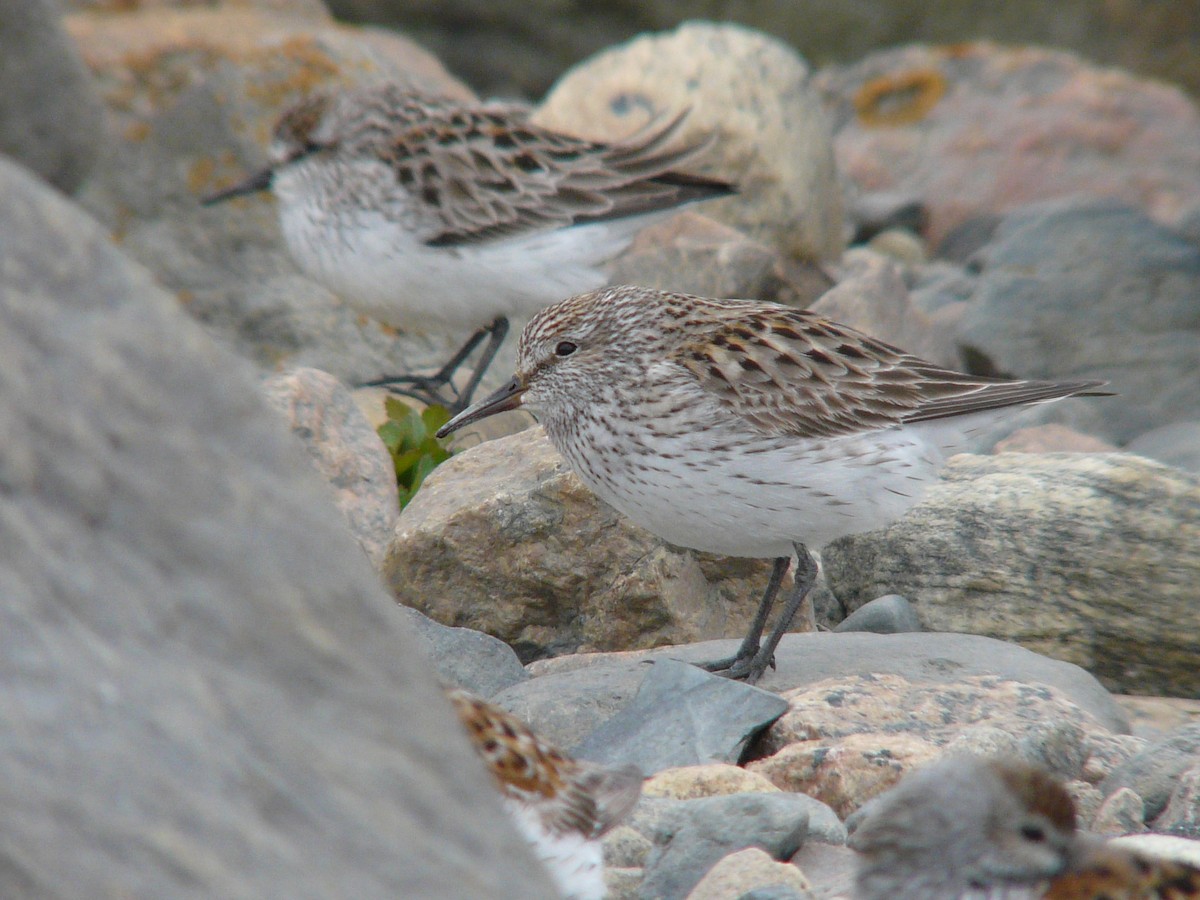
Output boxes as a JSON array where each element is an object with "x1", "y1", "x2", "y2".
[
  {"x1": 445, "y1": 687, "x2": 570, "y2": 799},
  {"x1": 375, "y1": 103, "x2": 731, "y2": 246},
  {"x1": 673, "y1": 307, "x2": 1107, "y2": 440}
]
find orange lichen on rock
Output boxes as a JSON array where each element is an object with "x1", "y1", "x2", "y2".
[{"x1": 853, "y1": 67, "x2": 947, "y2": 127}]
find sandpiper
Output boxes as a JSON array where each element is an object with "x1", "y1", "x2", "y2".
[
  {"x1": 204, "y1": 82, "x2": 732, "y2": 410},
  {"x1": 446, "y1": 686, "x2": 641, "y2": 900},
  {"x1": 438, "y1": 286, "x2": 1108, "y2": 683}
]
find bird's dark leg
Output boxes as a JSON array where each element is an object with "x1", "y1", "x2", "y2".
[
  {"x1": 700, "y1": 556, "x2": 790, "y2": 676},
  {"x1": 360, "y1": 316, "x2": 509, "y2": 414},
  {"x1": 726, "y1": 545, "x2": 817, "y2": 685}
]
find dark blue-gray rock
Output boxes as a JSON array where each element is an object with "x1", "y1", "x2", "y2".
[
  {"x1": 1103, "y1": 724, "x2": 1200, "y2": 822},
  {"x1": 492, "y1": 661, "x2": 645, "y2": 749},
  {"x1": 0, "y1": 0, "x2": 108, "y2": 192},
  {"x1": 1125, "y1": 421, "x2": 1200, "y2": 474},
  {"x1": 924, "y1": 199, "x2": 1200, "y2": 443},
  {"x1": 823, "y1": 453, "x2": 1200, "y2": 697},
  {"x1": 399, "y1": 607, "x2": 528, "y2": 697},
  {"x1": 638, "y1": 794, "x2": 811, "y2": 900},
  {"x1": 0, "y1": 156, "x2": 557, "y2": 898},
  {"x1": 530, "y1": 631, "x2": 1127, "y2": 734},
  {"x1": 572, "y1": 660, "x2": 789, "y2": 774},
  {"x1": 833, "y1": 595, "x2": 921, "y2": 635}
]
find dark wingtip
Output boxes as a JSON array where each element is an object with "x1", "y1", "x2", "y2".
[{"x1": 200, "y1": 167, "x2": 275, "y2": 206}]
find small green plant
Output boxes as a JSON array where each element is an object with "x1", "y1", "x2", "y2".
[{"x1": 377, "y1": 397, "x2": 454, "y2": 508}]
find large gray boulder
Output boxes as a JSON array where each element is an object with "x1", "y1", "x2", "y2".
[{"x1": 0, "y1": 156, "x2": 556, "y2": 899}]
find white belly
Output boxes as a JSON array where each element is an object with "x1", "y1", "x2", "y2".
[
  {"x1": 275, "y1": 181, "x2": 658, "y2": 333},
  {"x1": 556, "y1": 421, "x2": 959, "y2": 559}
]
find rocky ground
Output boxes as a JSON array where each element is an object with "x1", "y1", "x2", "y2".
[{"x1": 4, "y1": 0, "x2": 1200, "y2": 897}]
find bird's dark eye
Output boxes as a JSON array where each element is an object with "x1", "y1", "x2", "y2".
[
  {"x1": 555, "y1": 341, "x2": 578, "y2": 357},
  {"x1": 1020, "y1": 825, "x2": 1046, "y2": 843}
]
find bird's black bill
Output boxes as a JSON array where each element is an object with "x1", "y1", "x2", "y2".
[
  {"x1": 436, "y1": 376, "x2": 526, "y2": 438},
  {"x1": 200, "y1": 167, "x2": 274, "y2": 206}
]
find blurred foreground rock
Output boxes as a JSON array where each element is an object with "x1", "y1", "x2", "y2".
[{"x1": 0, "y1": 156, "x2": 557, "y2": 898}]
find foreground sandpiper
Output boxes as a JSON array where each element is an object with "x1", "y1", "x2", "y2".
[
  {"x1": 438, "y1": 286, "x2": 1109, "y2": 683},
  {"x1": 204, "y1": 82, "x2": 732, "y2": 410},
  {"x1": 852, "y1": 755, "x2": 1200, "y2": 900},
  {"x1": 446, "y1": 687, "x2": 641, "y2": 900}
]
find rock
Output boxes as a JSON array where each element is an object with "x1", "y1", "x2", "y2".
[
  {"x1": 0, "y1": 156, "x2": 556, "y2": 896},
  {"x1": 789, "y1": 842, "x2": 856, "y2": 900},
  {"x1": 0, "y1": 0, "x2": 109, "y2": 192},
  {"x1": 1110, "y1": 834, "x2": 1200, "y2": 869},
  {"x1": 993, "y1": 424, "x2": 1119, "y2": 455},
  {"x1": 644, "y1": 765, "x2": 782, "y2": 801},
  {"x1": 1091, "y1": 787, "x2": 1148, "y2": 836},
  {"x1": 261, "y1": 367, "x2": 399, "y2": 567},
  {"x1": 387, "y1": 427, "x2": 788, "y2": 660},
  {"x1": 605, "y1": 825, "x2": 655, "y2": 869},
  {"x1": 528, "y1": 632, "x2": 1129, "y2": 734},
  {"x1": 492, "y1": 662, "x2": 644, "y2": 750},
  {"x1": 608, "y1": 212, "x2": 828, "y2": 309},
  {"x1": 607, "y1": 866, "x2": 646, "y2": 900},
  {"x1": 572, "y1": 660, "x2": 789, "y2": 774},
  {"x1": 865, "y1": 229, "x2": 927, "y2": 266},
  {"x1": 683, "y1": 848, "x2": 813, "y2": 900},
  {"x1": 942, "y1": 200, "x2": 1200, "y2": 443},
  {"x1": 1153, "y1": 766, "x2": 1200, "y2": 838},
  {"x1": 1066, "y1": 781, "x2": 1104, "y2": 828},
  {"x1": 749, "y1": 731, "x2": 942, "y2": 819},
  {"x1": 811, "y1": 248, "x2": 957, "y2": 368},
  {"x1": 638, "y1": 794, "x2": 811, "y2": 900},
  {"x1": 847, "y1": 191, "x2": 930, "y2": 244},
  {"x1": 535, "y1": 21, "x2": 844, "y2": 262},
  {"x1": 833, "y1": 595, "x2": 921, "y2": 635},
  {"x1": 747, "y1": 673, "x2": 1129, "y2": 816},
  {"x1": 818, "y1": 43, "x2": 1200, "y2": 246},
  {"x1": 1116, "y1": 695, "x2": 1200, "y2": 742},
  {"x1": 1102, "y1": 725, "x2": 1200, "y2": 821},
  {"x1": 397, "y1": 607, "x2": 528, "y2": 698},
  {"x1": 823, "y1": 453, "x2": 1200, "y2": 696},
  {"x1": 1125, "y1": 421, "x2": 1200, "y2": 474},
  {"x1": 67, "y1": 4, "x2": 480, "y2": 389}
]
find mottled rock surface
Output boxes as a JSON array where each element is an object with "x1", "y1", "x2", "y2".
[
  {"x1": 820, "y1": 43, "x2": 1200, "y2": 245},
  {"x1": 824, "y1": 453, "x2": 1200, "y2": 696}
]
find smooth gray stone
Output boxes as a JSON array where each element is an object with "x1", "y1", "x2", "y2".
[
  {"x1": 399, "y1": 607, "x2": 528, "y2": 697},
  {"x1": 0, "y1": 157, "x2": 557, "y2": 899},
  {"x1": 638, "y1": 794, "x2": 810, "y2": 900},
  {"x1": 954, "y1": 198, "x2": 1200, "y2": 443},
  {"x1": 571, "y1": 659, "x2": 789, "y2": 773},
  {"x1": 834, "y1": 594, "x2": 922, "y2": 634}
]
